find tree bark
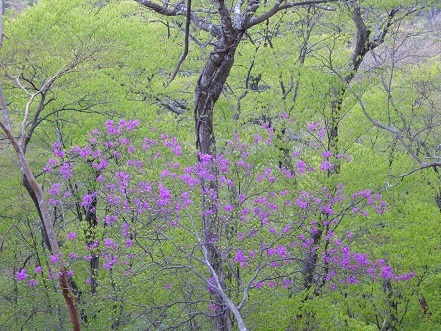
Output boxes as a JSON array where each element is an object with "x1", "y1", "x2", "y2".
[
  {"x1": 195, "y1": 32, "x2": 243, "y2": 155},
  {"x1": 0, "y1": 87, "x2": 81, "y2": 331},
  {"x1": 22, "y1": 175, "x2": 52, "y2": 249},
  {"x1": 195, "y1": 31, "x2": 243, "y2": 331}
]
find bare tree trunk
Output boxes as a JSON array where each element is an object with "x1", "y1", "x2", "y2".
[
  {"x1": 0, "y1": 87, "x2": 81, "y2": 331},
  {"x1": 22, "y1": 175, "x2": 52, "y2": 249},
  {"x1": 194, "y1": 33, "x2": 242, "y2": 155},
  {"x1": 195, "y1": 33, "x2": 243, "y2": 331}
]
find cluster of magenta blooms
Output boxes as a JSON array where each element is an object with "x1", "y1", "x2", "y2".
[{"x1": 16, "y1": 118, "x2": 415, "y2": 293}]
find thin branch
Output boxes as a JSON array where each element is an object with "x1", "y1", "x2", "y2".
[
  {"x1": 166, "y1": 0, "x2": 192, "y2": 86},
  {"x1": 19, "y1": 65, "x2": 69, "y2": 146},
  {"x1": 137, "y1": 0, "x2": 221, "y2": 36},
  {"x1": 395, "y1": 163, "x2": 441, "y2": 178},
  {"x1": 331, "y1": 65, "x2": 441, "y2": 177},
  {"x1": 136, "y1": 0, "x2": 185, "y2": 16},
  {"x1": 200, "y1": 243, "x2": 248, "y2": 331},
  {"x1": 245, "y1": 0, "x2": 337, "y2": 29}
]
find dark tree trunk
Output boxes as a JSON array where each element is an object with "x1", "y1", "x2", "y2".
[
  {"x1": 301, "y1": 229, "x2": 322, "y2": 291},
  {"x1": 303, "y1": 3, "x2": 392, "y2": 293},
  {"x1": 84, "y1": 191, "x2": 99, "y2": 294},
  {"x1": 194, "y1": 33, "x2": 243, "y2": 155},
  {"x1": 22, "y1": 174, "x2": 52, "y2": 250},
  {"x1": 194, "y1": 32, "x2": 243, "y2": 331}
]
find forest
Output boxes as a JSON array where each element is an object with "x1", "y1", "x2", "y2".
[{"x1": 0, "y1": 0, "x2": 440, "y2": 330}]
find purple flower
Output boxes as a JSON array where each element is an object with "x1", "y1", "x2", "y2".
[
  {"x1": 47, "y1": 158, "x2": 58, "y2": 166},
  {"x1": 59, "y1": 162, "x2": 73, "y2": 180},
  {"x1": 347, "y1": 276, "x2": 359, "y2": 285},
  {"x1": 121, "y1": 223, "x2": 130, "y2": 237},
  {"x1": 320, "y1": 161, "x2": 333, "y2": 171},
  {"x1": 81, "y1": 193, "x2": 96, "y2": 207},
  {"x1": 67, "y1": 232, "x2": 76, "y2": 240},
  {"x1": 29, "y1": 279, "x2": 38, "y2": 287},
  {"x1": 16, "y1": 269, "x2": 28, "y2": 281},
  {"x1": 395, "y1": 271, "x2": 416, "y2": 281},
  {"x1": 35, "y1": 266, "x2": 42, "y2": 274},
  {"x1": 234, "y1": 250, "x2": 248, "y2": 267},
  {"x1": 53, "y1": 142, "x2": 65, "y2": 158},
  {"x1": 93, "y1": 160, "x2": 109, "y2": 170},
  {"x1": 179, "y1": 174, "x2": 199, "y2": 188},
  {"x1": 224, "y1": 205, "x2": 234, "y2": 212},
  {"x1": 48, "y1": 198, "x2": 61, "y2": 206},
  {"x1": 381, "y1": 265, "x2": 395, "y2": 279},
  {"x1": 49, "y1": 183, "x2": 62, "y2": 195},
  {"x1": 296, "y1": 191, "x2": 309, "y2": 209},
  {"x1": 105, "y1": 120, "x2": 119, "y2": 134},
  {"x1": 181, "y1": 192, "x2": 193, "y2": 207},
  {"x1": 255, "y1": 281, "x2": 265, "y2": 289},
  {"x1": 321, "y1": 205, "x2": 334, "y2": 215},
  {"x1": 276, "y1": 245, "x2": 288, "y2": 258},
  {"x1": 307, "y1": 122, "x2": 318, "y2": 131},
  {"x1": 50, "y1": 255, "x2": 59, "y2": 264},
  {"x1": 105, "y1": 215, "x2": 118, "y2": 225},
  {"x1": 87, "y1": 241, "x2": 99, "y2": 251},
  {"x1": 353, "y1": 252, "x2": 369, "y2": 266},
  {"x1": 158, "y1": 184, "x2": 171, "y2": 206},
  {"x1": 164, "y1": 283, "x2": 170, "y2": 290},
  {"x1": 322, "y1": 150, "x2": 332, "y2": 159},
  {"x1": 279, "y1": 225, "x2": 291, "y2": 237}
]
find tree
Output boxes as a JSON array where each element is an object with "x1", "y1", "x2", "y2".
[
  {"x1": 0, "y1": 0, "x2": 83, "y2": 328},
  {"x1": 133, "y1": 1, "x2": 433, "y2": 329},
  {"x1": 32, "y1": 118, "x2": 413, "y2": 331},
  {"x1": 134, "y1": 1, "x2": 339, "y2": 328},
  {"x1": 0, "y1": 0, "x2": 177, "y2": 329}
]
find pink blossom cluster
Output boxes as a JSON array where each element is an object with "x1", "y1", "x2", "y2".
[{"x1": 29, "y1": 119, "x2": 415, "y2": 296}]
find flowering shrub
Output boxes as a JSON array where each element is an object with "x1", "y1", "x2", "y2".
[{"x1": 15, "y1": 119, "x2": 414, "y2": 329}]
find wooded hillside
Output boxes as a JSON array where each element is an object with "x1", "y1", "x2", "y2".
[{"x1": 0, "y1": 0, "x2": 440, "y2": 330}]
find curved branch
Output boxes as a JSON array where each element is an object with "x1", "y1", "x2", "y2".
[
  {"x1": 0, "y1": 86, "x2": 81, "y2": 331},
  {"x1": 214, "y1": 0, "x2": 234, "y2": 33},
  {"x1": 136, "y1": 0, "x2": 185, "y2": 16},
  {"x1": 331, "y1": 67, "x2": 436, "y2": 176},
  {"x1": 200, "y1": 243, "x2": 248, "y2": 331},
  {"x1": 166, "y1": 0, "x2": 192, "y2": 85},
  {"x1": 136, "y1": 0, "x2": 221, "y2": 36},
  {"x1": 245, "y1": 0, "x2": 337, "y2": 29}
]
